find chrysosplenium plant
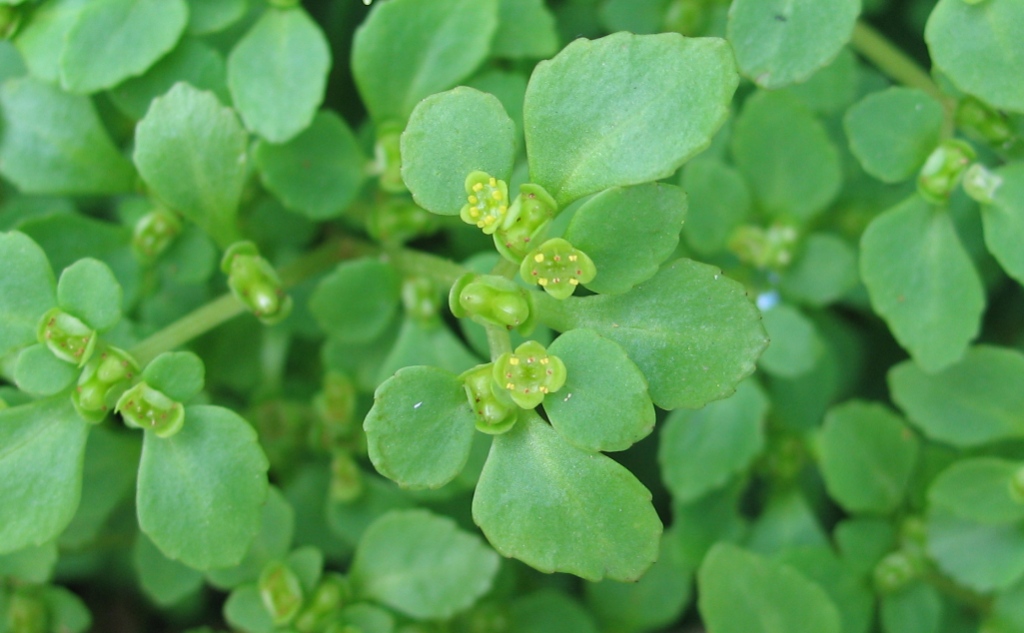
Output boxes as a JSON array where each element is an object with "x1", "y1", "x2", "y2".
[{"x1": 1, "y1": 0, "x2": 1024, "y2": 631}]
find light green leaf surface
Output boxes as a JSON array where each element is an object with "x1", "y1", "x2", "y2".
[
  {"x1": 759, "y1": 304, "x2": 824, "y2": 378},
  {"x1": 352, "y1": 0, "x2": 498, "y2": 123},
  {"x1": 727, "y1": 0, "x2": 859, "y2": 89},
  {"x1": 254, "y1": 111, "x2": 366, "y2": 220},
  {"x1": 0, "y1": 542, "x2": 58, "y2": 584},
  {"x1": 134, "y1": 532, "x2": 204, "y2": 606},
  {"x1": 401, "y1": 87, "x2": 517, "y2": 216},
  {"x1": 537, "y1": 258, "x2": 768, "y2": 410},
  {"x1": 698, "y1": 543, "x2": 842, "y2": 633},
  {"x1": 227, "y1": 6, "x2": 330, "y2": 142},
  {"x1": 880, "y1": 581, "x2": 942, "y2": 633},
  {"x1": 0, "y1": 232, "x2": 56, "y2": 356},
  {"x1": 525, "y1": 32, "x2": 737, "y2": 206},
  {"x1": 351, "y1": 509, "x2": 499, "y2": 619},
  {"x1": 819, "y1": 400, "x2": 919, "y2": 514},
  {"x1": 59, "y1": 0, "x2": 188, "y2": 94},
  {"x1": 509, "y1": 590, "x2": 600, "y2": 633},
  {"x1": 0, "y1": 397, "x2": 88, "y2": 554},
  {"x1": 375, "y1": 317, "x2": 481, "y2": 384},
  {"x1": 43, "y1": 585, "x2": 92, "y2": 633},
  {"x1": 473, "y1": 411, "x2": 662, "y2": 581},
  {"x1": 929, "y1": 458, "x2": 1024, "y2": 525},
  {"x1": 133, "y1": 82, "x2": 248, "y2": 247},
  {"x1": 142, "y1": 351, "x2": 204, "y2": 402},
  {"x1": 731, "y1": 90, "x2": 841, "y2": 220},
  {"x1": 309, "y1": 258, "x2": 401, "y2": 344},
  {"x1": 780, "y1": 233, "x2": 859, "y2": 306},
  {"x1": 493, "y1": 0, "x2": 558, "y2": 60},
  {"x1": 782, "y1": 47, "x2": 859, "y2": 114},
  {"x1": 844, "y1": 88, "x2": 945, "y2": 183},
  {"x1": 861, "y1": 195, "x2": 983, "y2": 372},
  {"x1": 889, "y1": 346, "x2": 1024, "y2": 447},
  {"x1": 137, "y1": 405, "x2": 269, "y2": 570},
  {"x1": 564, "y1": 183, "x2": 687, "y2": 295},
  {"x1": 776, "y1": 546, "x2": 874, "y2": 633},
  {"x1": 659, "y1": 379, "x2": 767, "y2": 504},
  {"x1": 926, "y1": 0, "x2": 1024, "y2": 113},
  {"x1": 224, "y1": 584, "x2": 275, "y2": 633},
  {"x1": 545, "y1": 328, "x2": 655, "y2": 453},
  {"x1": 186, "y1": 0, "x2": 247, "y2": 35},
  {"x1": 982, "y1": 163, "x2": 1024, "y2": 285},
  {"x1": 206, "y1": 486, "x2": 294, "y2": 590},
  {"x1": 364, "y1": 366, "x2": 477, "y2": 490},
  {"x1": 0, "y1": 77, "x2": 136, "y2": 195},
  {"x1": 57, "y1": 258, "x2": 121, "y2": 331},
  {"x1": 681, "y1": 158, "x2": 752, "y2": 256},
  {"x1": 12, "y1": 0, "x2": 89, "y2": 83},
  {"x1": 14, "y1": 344, "x2": 78, "y2": 396},
  {"x1": 928, "y1": 509, "x2": 1024, "y2": 592}
]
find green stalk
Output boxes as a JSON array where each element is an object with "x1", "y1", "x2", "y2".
[
  {"x1": 485, "y1": 323, "x2": 512, "y2": 361},
  {"x1": 129, "y1": 294, "x2": 245, "y2": 366}
]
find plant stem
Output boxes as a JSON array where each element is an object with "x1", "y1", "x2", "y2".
[
  {"x1": 485, "y1": 324, "x2": 512, "y2": 361},
  {"x1": 129, "y1": 294, "x2": 245, "y2": 366},
  {"x1": 385, "y1": 248, "x2": 467, "y2": 286}
]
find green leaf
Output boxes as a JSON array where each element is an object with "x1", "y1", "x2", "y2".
[
  {"x1": 254, "y1": 111, "x2": 366, "y2": 220},
  {"x1": 0, "y1": 542, "x2": 58, "y2": 584},
  {"x1": 844, "y1": 88, "x2": 945, "y2": 183},
  {"x1": 0, "y1": 236, "x2": 59, "y2": 341},
  {"x1": 375, "y1": 317, "x2": 481, "y2": 384},
  {"x1": 493, "y1": 0, "x2": 558, "y2": 60},
  {"x1": 14, "y1": 344, "x2": 78, "y2": 396},
  {"x1": 227, "y1": 6, "x2": 330, "y2": 142},
  {"x1": 776, "y1": 546, "x2": 874, "y2": 633},
  {"x1": 352, "y1": 0, "x2": 498, "y2": 123},
  {"x1": 206, "y1": 486, "x2": 294, "y2": 590},
  {"x1": 881, "y1": 581, "x2": 942, "y2": 633},
  {"x1": 0, "y1": 40, "x2": 27, "y2": 83},
  {"x1": 835, "y1": 518, "x2": 897, "y2": 579},
  {"x1": 186, "y1": 0, "x2": 246, "y2": 35},
  {"x1": 57, "y1": 258, "x2": 121, "y2": 331},
  {"x1": 12, "y1": 0, "x2": 89, "y2": 83},
  {"x1": 473, "y1": 411, "x2": 662, "y2": 581},
  {"x1": 759, "y1": 304, "x2": 824, "y2": 378},
  {"x1": 286, "y1": 546, "x2": 323, "y2": 593},
  {"x1": 889, "y1": 346, "x2": 1024, "y2": 447},
  {"x1": 224, "y1": 584, "x2": 275, "y2": 633},
  {"x1": 351, "y1": 509, "x2": 499, "y2": 619},
  {"x1": 0, "y1": 77, "x2": 136, "y2": 195},
  {"x1": 819, "y1": 401, "x2": 919, "y2": 515},
  {"x1": 747, "y1": 490, "x2": 829, "y2": 555},
  {"x1": 925, "y1": 0, "x2": 1024, "y2": 113},
  {"x1": 325, "y1": 474, "x2": 414, "y2": 548},
  {"x1": 988, "y1": 580, "x2": 1024, "y2": 633},
  {"x1": 860, "y1": 195, "x2": 984, "y2": 372},
  {"x1": 584, "y1": 528, "x2": 694, "y2": 633},
  {"x1": 981, "y1": 163, "x2": 1024, "y2": 285},
  {"x1": 544, "y1": 329, "x2": 655, "y2": 453},
  {"x1": 658, "y1": 379, "x2": 767, "y2": 504},
  {"x1": 142, "y1": 351, "x2": 204, "y2": 402},
  {"x1": 525, "y1": 32, "x2": 737, "y2": 206},
  {"x1": 339, "y1": 603, "x2": 395, "y2": 633},
  {"x1": 731, "y1": 90, "x2": 841, "y2": 221},
  {"x1": 401, "y1": 87, "x2": 517, "y2": 216},
  {"x1": 780, "y1": 233, "x2": 859, "y2": 306},
  {"x1": 781, "y1": 48, "x2": 859, "y2": 115},
  {"x1": 0, "y1": 397, "x2": 88, "y2": 554},
  {"x1": 538, "y1": 258, "x2": 768, "y2": 410},
  {"x1": 309, "y1": 258, "x2": 401, "y2": 344},
  {"x1": 108, "y1": 38, "x2": 229, "y2": 120},
  {"x1": 137, "y1": 405, "x2": 269, "y2": 570},
  {"x1": 509, "y1": 590, "x2": 600, "y2": 633},
  {"x1": 42, "y1": 586, "x2": 92, "y2": 633},
  {"x1": 59, "y1": 0, "x2": 188, "y2": 94},
  {"x1": 364, "y1": 366, "x2": 477, "y2": 490},
  {"x1": 134, "y1": 532, "x2": 204, "y2": 606},
  {"x1": 927, "y1": 509, "x2": 1024, "y2": 592},
  {"x1": 929, "y1": 458, "x2": 1024, "y2": 524},
  {"x1": 681, "y1": 158, "x2": 752, "y2": 256},
  {"x1": 726, "y1": 0, "x2": 859, "y2": 89},
  {"x1": 698, "y1": 543, "x2": 842, "y2": 633},
  {"x1": 563, "y1": 183, "x2": 687, "y2": 295},
  {"x1": 133, "y1": 82, "x2": 248, "y2": 247}
]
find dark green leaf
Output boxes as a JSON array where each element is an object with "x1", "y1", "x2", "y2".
[
  {"x1": 681, "y1": 158, "x2": 752, "y2": 256},
  {"x1": 42, "y1": 586, "x2": 91, "y2": 633},
  {"x1": 981, "y1": 163, "x2": 1024, "y2": 285},
  {"x1": 142, "y1": 351, "x2": 204, "y2": 402},
  {"x1": 835, "y1": 518, "x2": 897, "y2": 579},
  {"x1": 186, "y1": 0, "x2": 247, "y2": 35},
  {"x1": 747, "y1": 490, "x2": 829, "y2": 555},
  {"x1": 844, "y1": 88, "x2": 945, "y2": 183},
  {"x1": 759, "y1": 304, "x2": 824, "y2": 378},
  {"x1": 227, "y1": 6, "x2": 330, "y2": 142},
  {"x1": 223, "y1": 584, "x2": 274, "y2": 633},
  {"x1": 375, "y1": 317, "x2": 481, "y2": 384},
  {"x1": 134, "y1": 532, "x2": 204, "y2": 606},
  {"x1": 0, "y1": 542, "x2": 58, "y2": 584},
  {"x1": 525, "y1": 32, "x2": 737, "y2": 206},
  {"x1": 776, "y1": 546, "x2": 874, "y2": 633},
  {"x1": 929, "y1": 458, "x2": 1024, "y2": 524},
  {"x1": 927, "y1": 509, "x2": 1024, "y2": 592},
  {"x1": 881, "y1": 581, "x2": 942, "y2": 633},
  {"x1": 781, "y1": 48, "x2": 859, "y2": 114},
  {"x1": 57, "y1": 258, "x2": 122, "y2": 331},
  {"x1": 473, "y1": 411, "x2": 662, "y2": 581},
  {"x1": 509, "y1": 590, "x2": 600, "y2": 633},
  {"x1": 493, "y1": 0, "x2": 558, "y2": 60},
  {"x1": 206, "y1": 486, "x2": 294, "y2": 590},
  {"x1": 309, "y1": 259, "x2": 401, "y2": 344},
  {"x1": 780, "y1": 233, "x2": 859, "y2": 306}
]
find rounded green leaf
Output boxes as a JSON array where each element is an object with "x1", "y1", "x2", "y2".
[
  {"x1": 524, "y1": 32, "x2": 738, "y2": 206},
  {"x1": 544, "y1": 329, "x2": 655, "y2": 453},
  {"x1": 57, "y1": 258, "x2": 121, "y2": 331},
  {"x1": 309, "y1": 258, "x2": 401, "y2": 344},
  {"x1": 59, "y1": 0, "x2": 188, "y2": 94},
  {"x1": 14, "y1": 343, "x2": 79, "y2": 396},
  {"x1": 926, "y1": 0, "x2": 1024, "y2": 113},
  {"x1": 776, "y1": 546, "x2": 874, "y2": 633},
  {"x1": 981, "y1": 163, "x2": 1024, "y2": 285},
  {"x1": 134, "y1": 532, "x2": 204, "y2": 606},
  {"x1": 493, "y1": 0, "x2": 558, "y2": 60},
  {"x1": 254, "y1": 111, "x2": 366, "y2": 220},
  {"x1": 758, "y1": 304, "x2": 824, "y2": 378},
  {"x1": 133, "y1": 82, "x2": 248, "y2": 247},
  {"x1": 0, "y1": 397, "x2": 88, "y2": 554},
  {"x1": 844, "y1": 88, "x2": 945, "y2": 183},
  {"x1": 781, "y1": 48, "x2": 859, "y2": 115},
  {"x1": 12, "y1": 0, "x2": 90, "y2": 84},
  {"x1": 537, "y1": 258, "x2": 768, "y2": 410},
  {"x1": 401, "y1": 87, "x2": 517, "y2": 216},
  {"x1": 727, "y1": 0, "x2": 859, "y2": 89},
  {"x1": 698, "y1": 543, "x2": 842, "y2": 633},
  {"x1": 861, "y1": 195, "x2": 984, "y2": 372},
  {"x1": 928, "y1": 510, "x2": 1024, "y2": 592},
  {"x1": 364, "y1": 366, "x2": 477, "y2": 490},
  {"x1": 929, "y1": 458, "x2": 1024, "y2": 525},
  {"x1": 890, "y1": 346, "x2": 1024, "y2": 447},
  {"x1": 473, "y1": 411, "x2": 662, "y2": 581},
  {"x1": 658, "y1": 379, "x2": 767, "y2": 504},
  {"x1": 779, "y1": 233, "x2": 859, "y2": 307},
  {"x1": 186, "y1": 0, "x2": 246, "y2": 35},
  {"x1": 352, "y1": 0, "x2": 499, "y2": 123},
  {"x1": 351, "y1": 509, "x2": 499, "y2": 619},
  {"x1": 42, "y1": 586, "x2": 91, "y2": 633},
  {"x1": 227, "y1": 6, "x2": 330, "y2": 142},
  {"x1": 137, "y1": 405, "x2": 269, "y2": 570},
  {"x1": 880, "y1": 581, "x2": 942, "y2": 633},
  {"x1": 142, "y1": 351, "x2": 204, "y2": 402},
  {"x1": 819, "y1": 401, "x2": 919, "y2": 515},
  {"x1": 731, "y1": 90, "x2": 841, "y2": 221},
  {"x1": 224, "y1": 584, "x2": 275, "y2": 633},
  {"x1": 564, "y1": 183, "x2": 687, "y2": 295},
  {"x1": 0, "y1": 77, "x2": 136, "y2": 195},
  {"x1": 206, "y1": 486, "x2": 295, "y2": 590},
  {"x1": 0, "y1": 542, "x2": 58, "y2": 584},
  {"x1": 0, "y1": 232, "x2": 56, "y2": 356},
  {"x1": 681, "y1": 158, "x2": 752, "y2": 256}
]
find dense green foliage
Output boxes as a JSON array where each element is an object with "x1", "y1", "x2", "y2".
[{"x1": 1, "y1": 0, "x2": 1023, "y2": 631}]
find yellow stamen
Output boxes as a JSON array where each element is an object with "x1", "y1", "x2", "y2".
[
  {"x1": 539, "y1": 358, "x2": 549, "y2": 365},
  {"x1": 538, "y1": 278, "x2": 548, "y2": 286},
  {"x1": 473, "y1": 183, "x2": 484, "y2": 192},
  {"x1": 468, "y1": 195, "x2": 478, "y2": 204},
  {"x1": 569, "y1": 278, "x2": 579, "y2": 286},
  {"x1": 534, "y1": 253, "x2": 545, "y2": 262},
  {"x1": 509, "y1": 357, "x2": 520, "y2": 365}
]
